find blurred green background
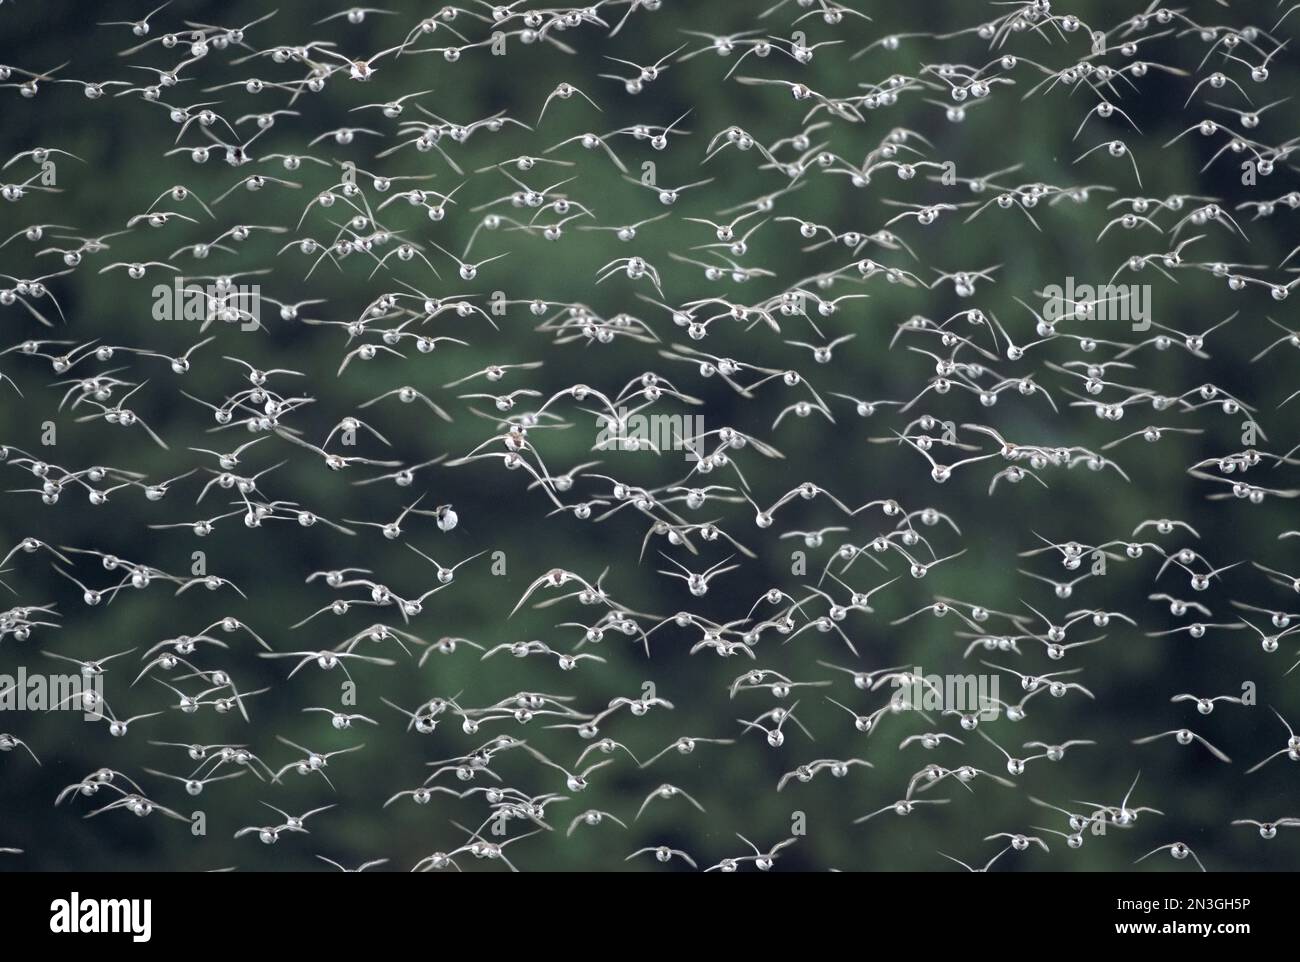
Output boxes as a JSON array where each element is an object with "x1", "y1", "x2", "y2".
[{"x1": 1, "y1": 0, "x2": 1298, "y2": 871}]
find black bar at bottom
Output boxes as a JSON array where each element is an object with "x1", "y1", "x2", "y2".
[{"x1": 0, "y1": 869, "x2": 1275, "y2": 946}]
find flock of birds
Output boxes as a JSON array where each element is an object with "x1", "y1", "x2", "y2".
[{"x1": 1, "y1": 0, "x2": 1300, "y2": 872}]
